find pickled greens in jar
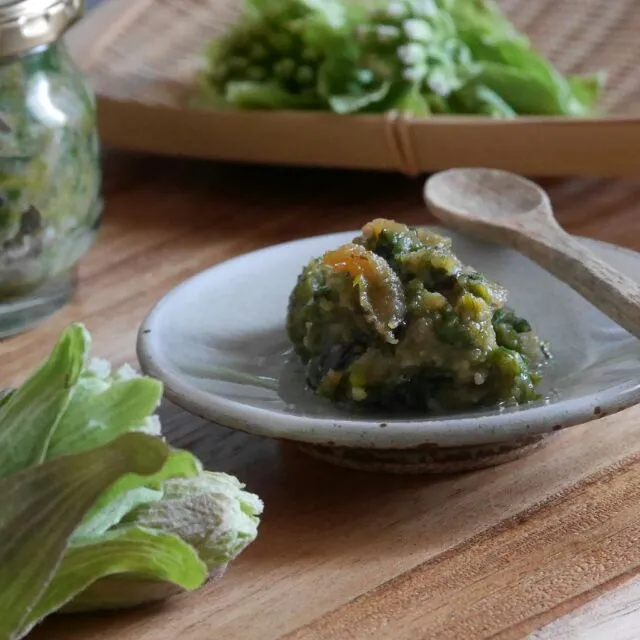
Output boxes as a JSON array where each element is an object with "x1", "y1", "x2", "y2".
[
  {"x1": 287, "y1": 219, "x2": 551, "y2": 412},
  {"x1": 0, "y1": 41, "x2": 101, "y2": 298}
]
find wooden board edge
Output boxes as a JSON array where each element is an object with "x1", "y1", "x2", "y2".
[{"x1": 91, "y1": 96, "x2": 640, "y2": 178}]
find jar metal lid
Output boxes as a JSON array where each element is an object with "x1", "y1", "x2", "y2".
[{"x1": 0, "y1": 0, "x2": 83, "y2": 59}]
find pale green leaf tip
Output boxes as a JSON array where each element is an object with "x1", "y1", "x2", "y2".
[{"x1": 113, "y1": 432, "x2": 170, "y2": 477}]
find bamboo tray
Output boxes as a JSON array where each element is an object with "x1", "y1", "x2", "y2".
[{"x1": 66, "y1": 0, "x2": 640, "y2": 177}]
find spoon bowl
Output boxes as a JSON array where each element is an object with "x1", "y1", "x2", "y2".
[
  {"x1": 424, "y1": 168, "x2": 640, "y2": 342},
  {"x1": 426, "y1": 168, "x2": 550, "y2": 222}
]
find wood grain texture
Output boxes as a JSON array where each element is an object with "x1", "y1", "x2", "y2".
[
  {"x1": 530, "y1": 576, "x2": 640, "y2": 639},
  {"x1": 285, "y1": 455, "x2": 640, "y2": 640},
  {"x1": 2, "y1": 153, "x2": 640, "y2": 639},
  {"x1": 425, "y1": 168, "x2": 640, "y2": 340}
]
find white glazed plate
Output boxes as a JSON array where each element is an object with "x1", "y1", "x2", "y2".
[{"x1": 137, "y1": 228, "x2": 640, "y2": 473}]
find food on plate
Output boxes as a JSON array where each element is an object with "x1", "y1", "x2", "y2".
[
  {"x1": 195, "y1": 0, "x2": 604, "y2": 117},
  {"x1": 0, "y1": 324, "x2": 262, "y2": 640},
  {"x1": 287, "y1": 219, "x2": 551, "y2": 412}
]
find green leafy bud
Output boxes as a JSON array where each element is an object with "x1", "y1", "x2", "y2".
[
  {"x1": 0, "y1": 324, "x2": 263, "y2": 639},
  {"x1": 125, "y1": 472, "x2": 263, "y2": 571}
]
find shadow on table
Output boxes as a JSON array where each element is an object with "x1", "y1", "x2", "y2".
[
  {"x1": 102, "y1": 152, "x2": 640, "y2": 270},
  {"x1": 158, "y1": 399, "x2": 498, "y2": 564},
  {"x1": 101, "y1": 151, "x2": 432, "y2": 246}
]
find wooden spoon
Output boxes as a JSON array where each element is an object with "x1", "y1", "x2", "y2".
[{"x1": 424, "y1": 167, "x2": 640, "y2": 339}]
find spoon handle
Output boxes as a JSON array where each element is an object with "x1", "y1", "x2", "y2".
[{"x1": 508, "y1": 223, "x2": 640, "y2": 339}]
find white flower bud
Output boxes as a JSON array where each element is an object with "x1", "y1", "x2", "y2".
[
  {"x1": 374, "y1": 24, "x2": 401, "y2": 42},
  {"x1": 87, "y1": 358, "x2": 111, "y2": 379},
  {"x1": 427, "y1": 71, "x2": 453, "y2": 96},
  {"x1": 397, "y1": 42, "x2": 426, "y2": 65},
  {"x1": 414, "y1": 0, "x2": 438, "y2": 17},
  {"x1": 387, "y1": 1, "x2": 407, "y2": 17},
  {"x1": 403, "y1": 18, "x2": 433, "y2": 42},
  {"x1": 402, "y1": 64, "x2": 427, "y2": 82}
]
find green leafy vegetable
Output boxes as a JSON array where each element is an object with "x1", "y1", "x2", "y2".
[
  {"x1": 0, "y1": 324, "x2": 87, "y2": 477},
  {"x1": 0, "y1": 323, "x2": 263, "y2": 639},
  {"x1": 73, "y1": 449, "x2": 200, "y2": 541},
  {"x1": 123, "y1": 472, "x2": 264, "y2": 570},
  {"x1": 47, "y1": 361, "x2": 164, "y2": 457},
  {"x1": 26, "y1": 526, "x2": 207, "y2": 622},
  {"x1": 196, "y1": 0, "x2": 604, "y2": 117},
  {"x1": 195, "y1": 0, "x2": 354, "y2": 111},
  {"x1": 0, "y1": 432, "x2": 169, "y2": 640}
]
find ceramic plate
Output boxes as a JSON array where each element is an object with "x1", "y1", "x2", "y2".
[{"x1": 137, "y1": 228, "x2": 640, "y2": 473}]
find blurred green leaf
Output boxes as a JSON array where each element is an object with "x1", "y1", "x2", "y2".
[
  {"x1": 226, "y1": 81, "x2": 322, "y2": 109},
  {"x1": 452, "y1": 83, "x2": 517, "y2": 116}
]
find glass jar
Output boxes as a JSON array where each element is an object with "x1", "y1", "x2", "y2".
[{"x1": 0, "y1": 0, "x2": 101, "y2": 337}]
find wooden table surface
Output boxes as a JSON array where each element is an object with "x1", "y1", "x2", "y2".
[{"x1": 5, "y1": 153, "x2": 640, "y2": 640}]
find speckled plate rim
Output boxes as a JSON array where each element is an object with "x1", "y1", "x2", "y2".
[{"x1": 137, "y1": 230, "x2": 640, "y2": 450}]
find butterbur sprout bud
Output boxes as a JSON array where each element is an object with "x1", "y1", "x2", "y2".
[
  {"x1": 66, "y1": 473, "x2": 264, "y2": 613},
  {"x1": 0, "y1": 323, "x2": 265, "y2": 634},
  {"x1": 296, "y1": 65, "x2": 315, "y2": 84},
  {"x1": 126, "y1": 473, "x2": 263, "y2": 570}
]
